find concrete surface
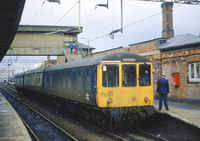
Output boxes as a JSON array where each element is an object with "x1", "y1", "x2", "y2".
[
  {"x1": 0, "y1": 93, "x2": 31, "y2": 141},
  {"x1": 154, "y1": 99, "x2": 200, "y2": 128}
]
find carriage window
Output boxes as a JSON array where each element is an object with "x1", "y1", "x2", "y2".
[
  {"x1": 102, "y1": 65, "x2": 119, "y2": 87},
  {"x1": 68, "y1": 71, "x2": 72, "y2": 88},
  {"x1": 122, "y1": 65, "x2": 136, "y2": 87},
  {"x1": 77, "y1": 70, "x2": 83, "y2": 88},
  {"x1": 85, "y1": 69, "x2": 91, "y2": 89},
  {"x1": 56, "y1": 72, "x2": 62, "y2": 86},
  {"x1": 62, "y1": 72, "x2": 66, "y2": 87},
  {"x1": 139, "y1": 64, "x2": 151, "y2": 86}
]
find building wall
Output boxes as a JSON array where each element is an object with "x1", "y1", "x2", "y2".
[
  {"x1": 161, "y1": 47, "x2": 200, "y2": 99},
  {"x1": 8, "y1": 33, "x2": 76, "y2": 56}
]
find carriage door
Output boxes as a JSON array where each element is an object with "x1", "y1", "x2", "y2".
[{"x1": 91, "y1": 67, "x2": 97, "y2": 105}]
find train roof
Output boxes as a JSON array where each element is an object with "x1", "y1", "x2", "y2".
[
  {"x1": 25, "y1": 67, "x2": 47, "y2": 75},
  {"x1": 15, "y1": 72, "x2": 25, "y2": 78},
  {"x1": 45, "y1": 52, "x2": 150, "y2": 72}
]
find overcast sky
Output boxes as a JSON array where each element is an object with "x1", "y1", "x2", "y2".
[
  {"x1": 1, "y1": 0, "x2": 200, "y2": 78},
  {"x1": 20, "y1": 0, "x2": 200, "y2": 52}
]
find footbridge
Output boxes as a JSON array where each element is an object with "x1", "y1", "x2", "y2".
[{"x1": 7, "y1": 25, "x2": 93, "y2": 62}]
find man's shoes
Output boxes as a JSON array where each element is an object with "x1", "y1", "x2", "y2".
[
  {"x1": 158, "y1": 109, "x2": 161, "y2": 110},
  {"x1": 166, "y1": 109, "x2": 169, "y2": 111}
]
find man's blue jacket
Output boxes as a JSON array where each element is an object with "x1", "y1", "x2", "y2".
[
  {"x1": 69, "y1": 42, "x2": 73, "y2": 49},
  {"x1": 157, "y1": 77, "x2": 169, "y2": 94}
]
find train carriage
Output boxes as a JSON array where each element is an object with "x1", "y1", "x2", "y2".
[
  {"x1": 15, "y1": 52, "x2": 155, "y2": 129},
  {"x1": 15, "y1": 72, "x2": 25, "y2": 92},
  {"x1": 24, "y1": 68, "x2": 46, "y2": 93}
]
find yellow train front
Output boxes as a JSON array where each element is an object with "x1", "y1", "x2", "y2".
[{"x1": 95, "y1": 52, "x2": 155, "y2": 128}]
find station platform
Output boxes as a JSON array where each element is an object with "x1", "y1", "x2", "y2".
[
  {"x1": 154, "y1": 99, "x2": 200, "y2": 129},
  {"x1": 0, "y1": 93, "x2": 31, "y2": 141}
]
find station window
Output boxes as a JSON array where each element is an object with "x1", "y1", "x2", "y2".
[
  {"x1": 102, "y1": 65, "x2": 119, "y2": 87},
  {"x1": 122, "y1": 65, "x2": 136, "y2": 87},
  {"x1": 189, "y1": 62, "x2": 200, "y2": 82},
  {"x1": 139, "y1": 64, "x2": 151, "y2": 86}
]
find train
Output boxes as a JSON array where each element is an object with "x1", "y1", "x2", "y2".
[{"x1": 15, "y1": 52, "x2": 155, "y2": 129}]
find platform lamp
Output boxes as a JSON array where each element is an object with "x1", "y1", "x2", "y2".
[{"x1": 81, "y1": 37, "x2": 90, "y2": 57}]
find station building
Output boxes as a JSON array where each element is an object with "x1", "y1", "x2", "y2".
[{"x1": 91, "y1": 2, "x2": 200, "y2": 100}]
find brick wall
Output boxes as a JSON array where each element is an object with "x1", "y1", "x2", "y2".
[{"x1": 161, "y1": 47, "x2": 200, "y2": 99}]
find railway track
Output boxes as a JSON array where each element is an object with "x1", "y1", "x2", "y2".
[
  {"x1": 0, "y1": 84, "x2": 128, "y2": 141},
  {"x1": 2, "y1": 84, "x2": 193, "y2": 141},
  {"x1": 0, "y1": 85, "x2": 78, "y2": 141}
]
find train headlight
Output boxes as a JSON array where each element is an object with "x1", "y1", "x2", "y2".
[
  {"x1": 144, "y1": 97, "x2": 149, "y2": 102},
  {"x1": 108, "y1": 98, "x2": 113, "y2": 103}
]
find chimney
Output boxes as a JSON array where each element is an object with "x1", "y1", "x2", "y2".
[{"x1": 161, "y1": 2, "x2": 174, "y2": 39}]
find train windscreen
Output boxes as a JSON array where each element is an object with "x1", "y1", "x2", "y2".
[{"x1": 102, "y1": 65, "x2": 119, "y2": 87}]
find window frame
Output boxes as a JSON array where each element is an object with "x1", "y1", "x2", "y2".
[
  {"x1": 122, "y1": 64, "x2": 137, "y2": 87},
  {"x1": 102, "y1": 64, "x2": 119, "y2": 87},
  {"x1": 189, "y1": 62, "x2": 200, "y2": 82}
]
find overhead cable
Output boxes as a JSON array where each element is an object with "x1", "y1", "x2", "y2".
[
  {"x1": 90, "y1": 4, "x2": 183, "y2": 42},
  {"x1": 29, "y1": 2, "x2": 45, "y2": 24},
  {"x1": 54, "y1": 1, "x2": 79, "y2": 25}
]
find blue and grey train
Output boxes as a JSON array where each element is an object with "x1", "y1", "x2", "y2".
[{"x1": 15, "y1": 52, "x2": 155, "y2": 129}]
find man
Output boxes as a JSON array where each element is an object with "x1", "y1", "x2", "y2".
[
  {"x1": 69, "y1": 42, "x2": 74, "y2": 54},
  {"x1": 74, "y1": 42, "x2": 79, "y2": 55},
  {"x1": 157, "y1": 73, "x2": 169, "y2": 110}
]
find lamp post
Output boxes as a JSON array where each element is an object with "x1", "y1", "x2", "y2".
[{"x1": 81, "y1": 37, "x2": 90, "y2": 57}]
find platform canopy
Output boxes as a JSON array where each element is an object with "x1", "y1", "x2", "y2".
[{"x1": 0, "y1": 0, "x2": 25, "y2": 62}]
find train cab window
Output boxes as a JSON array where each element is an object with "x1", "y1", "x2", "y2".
[
  {"x1": 122, "y1": 65, "x2": 136, "y2": 87},
  {"x1": 139, "y1": 64, "x2": 151, "y2": 86},
  {"x1": 102, "y1": 65, "x2": 119, "y2": 87}
]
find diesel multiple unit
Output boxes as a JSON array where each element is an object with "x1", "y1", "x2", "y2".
[{"x1": 15, "y1": 52, "x2": 155, "y2": 129}]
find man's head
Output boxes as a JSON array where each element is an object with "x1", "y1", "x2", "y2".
[{"x1": 161, "y1": 73, "x2": 166, "y2": 77}]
